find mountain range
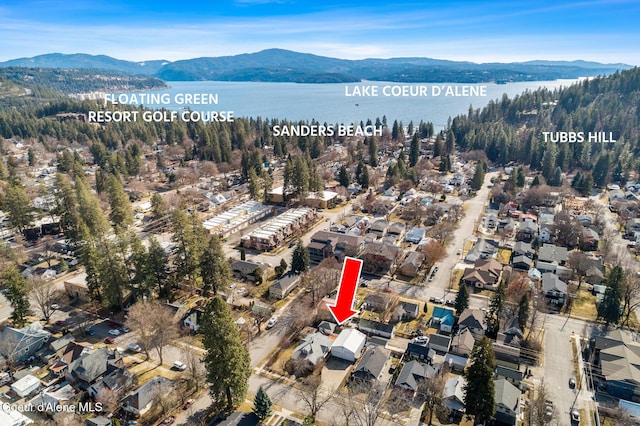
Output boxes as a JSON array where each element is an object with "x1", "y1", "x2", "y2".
[{"x1": 0, "y1": 49, "x2": 632, "y2": 84}]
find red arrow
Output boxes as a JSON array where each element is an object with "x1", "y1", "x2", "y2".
[{"x1": 328, "y1": 257, "x2": 363, "y2": 325}]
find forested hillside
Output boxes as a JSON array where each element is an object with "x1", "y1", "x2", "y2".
[{"x1": 450, "y1": 67, "x2": 640, "y2": 185}]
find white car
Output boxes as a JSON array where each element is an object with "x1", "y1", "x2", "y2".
[
  {"x1": 127, "y1": 342, "x2": 142, "y2": 352},
  {"x1": 412, "y1": 336, "x2": 428, "y2": 344},
  {"x1": 51, "y1": 304, "x2": 60, "y2": 310},
  {"x1": 108, "y1": 329, "x2": 121, "y2": 336},
  {"x1": 266, "y1": 316, "x2": 278, "y2": 329},
  {"x1": 173, "y1": 361, "x2": 187, "y2": 371}
]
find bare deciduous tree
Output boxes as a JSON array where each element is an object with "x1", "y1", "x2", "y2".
[
  {"x1": 126, "y1": 300, "x2": 178, "y2": 363},
  {"x1": 343, "y1": 380, "x2": 386, "y2": 426},
  {"x1": 181, "y1": 336, "x2": 206, "y2": 392},
  {"x1": 29, "y1": 279, "x2": 62, "y2": 323},
  {"x1": 297, "y1": 376, "x2": 333, "y2": 424},
  {"x1": 417, "y1": 366, "x2": 448, "y2": 425}
]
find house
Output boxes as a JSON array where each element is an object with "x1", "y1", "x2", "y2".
[
  {"x1": 392, "y1": 301, "x2": 421, "y2": 322},
  {"x1": 512, "y1": 241, "x2": 535, "y2": 259},
  {"x1": 64, "y1": 271, "x2": 90, "y2": 301},
  {"x1": 406, "y1": 342, "x2": 434, "y2": 362},
  {"x1": 462, "y1": 258, "x2": 503, "y2": 290},
  {"x1": 352, "y1": 346, "x2": 388, "y2": 382},
  {"x1": 88, "y1": 367, "x2": 133, "y2": 399},
  {"x1": 363, "y1": 293, "x2": 391, "y2": 312},
  {"x1": 183, "y1": 308, "x2": 205, "y2": 332},
  {"x1": 398, "y1": 251, "x2": 425, "y2": 277},
  {"x1": 593, "y1": 329, "x2": 640, "y2": 400},
  {"x1": 307, "y1": 230, "x2": 364, "y2": 263},
  {"x1": 303, "y1": 190, "x2": 339, "y2": 209},
  {"x1": 465, "y1": 238, "x2": 499, "y2": 263},
  {"x1": 0, "y1": 322, "x2": 51, "y2": 363},
  {"x1": 451, "y1": 328, "x2": 476, "y2": 357},
  {"x1": 498, "y1": 316, "x2": 524, "y2": 347},
  {"x1": 290, "y1": 332, "x2": 332, "y2": 368},
  {"x1": 542, "y1": 272, "x2": 567, "y2": 305},
  {"x1": 318, "y1": 321, "x2": 336, "y2": 336},
  {"x1": 458, "y1": 309, "x2": 487, "y2": 340},
  {"x1": 431, "y1": 307, "x2": 456, "y2": 334},
  {"x1": 231, "y1": 260, "x2": 262, "y2": 282},
  {"x1": 494, "y1": 378, "x2": 521, "y2": 425},
  {"x1": 11, "y1": 374, "x2": 41, "y2": 397},
  {"x1": 516, "y1": 221, "x2": 538, "y2": 242},
  {"x1": 358, "y1": 319, "x2": 396, "y2": 339},
  {"x1": 360, "y1": 242, "x2": 403, "y2": 275},
  {"x1": 388, "y1": 222, "x2": 406, "y2": 236},
  {"x1": 49, "y1": 342, "x2": 89, "y2": 377},
  {"x1": 0, "y1": 408, "x2": 33, "y2": 426},
  {"x1": 268, "y1": 273, "x2": 301, "y2": 299},
  {"x1": 66, "y1": 347, "x2": 123, "y2": 390},
  {"x1": 331, "y1": 329, "x2": 366, "y2": 362},
  {"x1": 496, "y1": 365, "x2": 524, "y2": 389},
  {"x1": 581, "y1": 228, "x2": 600, "y2": 251},
  {"x1": 443, "y1": 375, "x2": 467, "y2": 414},
  {"x1": 405, "y1": 227, "x2": 426, "y2": 244},
  {"x1": 395, "y1": 360, "x2": 437, "y2": 396},
  {"x1": 370, "y1": 219, "x2": 389, "y2": 237},
  {"x1": 217, "y1": 412, "x2": 260, "y2": 426},
  {"x1": 30, "y1": 383, "x2": 77, "y2": 413},
  {"x1": 121, "y1": 376, "x2": 173, "y2": 416},
  {"x1": 86, "y1": 417, "x2": 112, "y2": 426},
  {"x1": 538, "y1": 244, "x2": 568, "y2": 265},
  {"x1": 428, "y1": 333, "x2": 452, "y2": 353},
  {"x1": 511, "y1": 255, "x2": 533, "y2": 270}
]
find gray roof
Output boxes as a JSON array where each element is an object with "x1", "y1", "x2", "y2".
[
  {"x1": 318, "y1": 321, "x2": 336, "y2": 335},
  {"x1": 68, "y1": 347, "x2": 115, "y2": 384},
  {"x1": 86, "y1": 417, "x2": 112, "y2": 426},
  {"x1": 50, "y1": 333, "x2": 75, "y2": 353},
  {"x1": 395, "y1": 360, "x2": 435, "y2": 391},
  {"x1": 429, "y1": 334, "x2": 452, "y2": 351},
  {"x1": 291, "y1": 332, "x2": 332, "y2": 366},
  {"x1": 121, "y1": 376, "x2": 172, "y2": 411},
  {"x1": 512, "y1": 255, "x2": 533, "y2": 268},
  {"x1": 496, "y1": 365, "x2": 524, "y2": 381},
  {"x1": 458, "y1": 309, "x2": 486, "y2": 331},
  {"x1": 353, "y1": 346, "x2": 388, "y2": 380},
  {"x1": 494, "y1": 378, "x2": 520, "y2": 410},
  {"x1": 269, "y1": 273, "x2": 300, "y2": 292},
  {"x1": 231, "y1": 260, "x2": 261, "y2": 275},
  {"x1": 542, "y1": 272, "x2": 567, "y2": 294},
  {"x1": 538, "y1": 244, "x2": 568, "y2": 264},
  {"x1": 443, "y1": 376, "x2": 466, "y2": 411}
]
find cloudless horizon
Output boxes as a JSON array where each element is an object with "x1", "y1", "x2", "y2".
[{"x1": 1, "y1": 0, "x2": 639, "y2": 65}]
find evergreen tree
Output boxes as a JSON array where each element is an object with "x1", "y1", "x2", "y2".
[
  {"x1": 338, "y1": 165, "x2": 350, "y2": 188},
  {"x1": 517, "y1": 294, "x2": 530, "y2": 328},
  {"x1": 391, "y1": 120, "x2": 400, "y2": 140},
  {"x1": 201, "y1": 297, "x2": 251, "y2": 411},
  {"x1": 464, "y1": 336, "x2": 496, "y2": 425},
  {"x1": 107, "y1": 174, "x2": 133, "y2": 229},
  {"x1": 2, "y1": 267, "x2": 30, "y2": 327},
  {"x1": 541, "y1": 143, "x2": 557, "y2": 183},
  {"x1": 262, "y1": 170, "x2": 273, "y2": 203},
  {"x1": 487, "y1": 281, "x2": 506, "y2": 336},
  {"x1": 409, "y1": 133, "x2": 420, "y2": 167},
  {"x1": 359, "y1": 164, "x2": 370, "y2": 189},
  {"x1": 248, "y1": 168, "x2": 260, "y2": 200},
  {"x1": 444, "y1": 129, "x2": 456, "y2": 155},
  {"x1": 597, "y1": 266, "x2": 624, "y2": 324},
  {"x1": 200, "y1": 235, "x2": 232, "y2": 296},
  {"x1": 470, "y1": 162, "x2": 485, "y2": 190},
  {"x1": 253, "y1": 386, "x2": 273, "y2": 422},
  {"x1": 550, "y1": 166, "x2": 563, "y2": 186},
  {"x1": 3, "y1": 180, "x2": 34, "y2": 232},
  {"x1": 531, "y1": 175, "x2": 541, "y2": 186},
  {"x1": 455, "y1": 283, "x2": 470, "y2": 315},
  {"x1": 150, "y1": 193, "x2": 167, "y2": 220},
  {"x1": 516, "y1": 167, "x2": 526, "y2": 187},
  {"x1": 592, "y1": 153, "x2": 610, "y2": 187},
  {"x1": 145, "y1": 237, "x2": 171, "y2": 299},
  {"x1": 280, "y1": 258, "x2": 288, "y2": 273},
  {"x1": 368, "y1": 137, "x2": 378, "y2": 167},
  {"x1": 291, "y1": 241, "x2": 310, "y2": 273}
]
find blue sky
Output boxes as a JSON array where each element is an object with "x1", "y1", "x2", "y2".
[{"x1": 1, "y1": 0, "x2": 639, "y2": 64}]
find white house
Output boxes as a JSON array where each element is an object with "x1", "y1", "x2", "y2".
[
  {"x1": 0, "y1": 409, "x2": 33, "y2": 426},
  {"x1": 11, "y1": 374, "x2": 41, "y2": 398},
  {"x1": 330, "y1": 329, "x2": 366, "y2": 362}
]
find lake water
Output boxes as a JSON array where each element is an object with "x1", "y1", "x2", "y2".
[{"x1": 118, "y1": 79, "x2": 580, "y2": 130}]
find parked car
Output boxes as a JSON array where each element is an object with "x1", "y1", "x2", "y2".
[
  {"x1": 122, "y1": 327, "x2": 130, "y2": 333},
  {"x1": 108, "y1": 329, "x2": 121, "y2": 336},
  {"x1": 445, "y1": 299, "x2": 456, "y2": 307},
  {"x1": 173, "y1": 361, "x2": 187, "y2": 371},
  {"x1": 160, "y1": 416, "x2": 175, "y2": 425},
  {"x1": 104, "y1": 337, "x2": 115, "y2": 344},
  {"x1": 569, "y1": 377, "x2": 576, "y2": 388},
  {"x1": 51, "y1": 304, "x2": 59, "y2": 310},
  {"x1": 55, "y1": 320, "x2": 66, "y2": 326},
  {"x1": 183, "y1": 399, "x2": 195, "y2": 410},
  {"x1": 127, "y1": 343, "x2": 142, "y2": 353},
  {"x1": 412, "y1": 336, "x2": 428, "y2": 344},
  {"x1": 430, "y1": 297, "x2": 444, "y2": 304},
  {"x1": 85, "y1": 328, "x2": 95, "y2": 336},
  {"x1": 545, "y1": 400, "x2": 554, "y2": 419},
  {"x1": 108, "y1": 321, "x2": 119, "y2": 328},
  {"x1": 266, "y1": 316, "x2": 278, "y2": 329},
  {"x1": 570, "y1": 408, "x2": 580, "y2": 423}
]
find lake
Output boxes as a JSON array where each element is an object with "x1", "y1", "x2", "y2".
[{"x1": 117, "y1": 79, "x2": 580, "y2": 130}]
